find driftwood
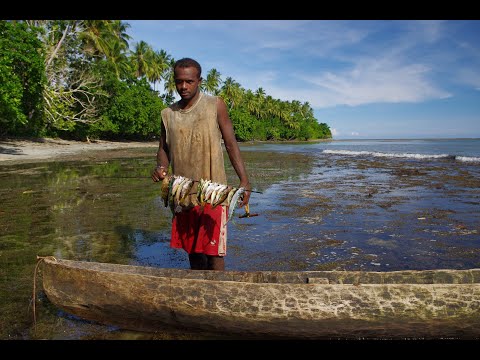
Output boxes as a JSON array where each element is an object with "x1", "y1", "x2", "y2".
[{"x1": 39, "y1": 257, "x2": 480, "y2": 339}]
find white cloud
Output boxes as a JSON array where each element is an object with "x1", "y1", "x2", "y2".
[
  {"x1": 240, "y1": 60, "x2": 451, "y2": 110},
  {"x1": 305, "y1": 61, "x2": 451, "y2": 107},
  {"x1": 209, "y1": 20, "x2": 454, "y2": 109}
]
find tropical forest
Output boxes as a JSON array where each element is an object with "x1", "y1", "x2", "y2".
[{"x1": 0, "y1": 20, "x2": 332, "y2": 141}]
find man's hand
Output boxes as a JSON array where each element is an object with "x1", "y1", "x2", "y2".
[
  {"x1": 151, "y1": 166, "x2": 167, "y2": 182},
  {"x1": 238, "y1": 181, "x2": 251, "y2": 207}
]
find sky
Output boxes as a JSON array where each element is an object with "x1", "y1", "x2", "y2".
[{"x1": 125, "y1": 20, "x2": 480, "y2": 140}]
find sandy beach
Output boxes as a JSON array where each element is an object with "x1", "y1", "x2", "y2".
[{"x1": 0, "y1": 137, "x2": 159, "y2": 164}]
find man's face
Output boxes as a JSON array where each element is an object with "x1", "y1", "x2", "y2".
[{"x1": 174, "y1": 66, "x2": 201, "y2": 101}]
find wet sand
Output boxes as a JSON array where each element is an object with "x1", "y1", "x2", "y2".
[{"x1": 0, "y1": 137, "x2": 159, "y2": 164}]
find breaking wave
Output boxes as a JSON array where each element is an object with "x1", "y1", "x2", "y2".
[{"x1": 323, "y1": 149, "x2": 480, "y2": 163}]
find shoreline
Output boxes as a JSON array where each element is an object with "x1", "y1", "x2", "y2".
[
  {"x1": 0, "y1": 136, "x2": 334, "y2": 165},
  {"x1": 0, "y1": 137, "x2": 159, "y2": 165}
]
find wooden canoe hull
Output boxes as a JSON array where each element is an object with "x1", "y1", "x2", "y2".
[{"x1": 40, "y1": 257, "x2": 480, "y2": 339}]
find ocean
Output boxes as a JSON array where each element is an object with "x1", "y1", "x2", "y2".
[
  {"x1": 225, "y1": 138, "x2": 480, "y2": 272},
  {"x1": 243, "y1": 138, "x2": 480, "y2": 162}
]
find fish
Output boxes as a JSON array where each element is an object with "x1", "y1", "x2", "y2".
[
  {"x1": 171, "y1": 176, "x2": 185, "y2": 199},
  {"x1": 226, "y1": 187, "x2": 238, "y2": 205},
  {"x1": 160, "y1": 175, "x2": 171, "y2": 205},
  {"x1": 211, "y1": 184, "x2": 227, "y2": 206},
  {"x1": 179, "y1": 178, "x2": 194, "y2": 204},
  {"x1": 204, "y1": 182, "x2": 219, "y2": 203},
  {"x1": 212, "y1": 185, "x2": 230, "y2": 208},
  {"x1": 196, "y1": 179, "x2": 206, "y2": 205},
  {"x1": 227, "y1": 187, "x2": 245, "y2": 222},
  {"x1": 175, "y1": 177, "x2": 189, "y2": 204},
  {"x1": 198, "y1": 179, "x2": 212, "y2": 206}
]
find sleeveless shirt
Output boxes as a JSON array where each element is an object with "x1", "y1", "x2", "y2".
[{"x1": 161, "y1": 93, "x2": 227, "y2": 206}]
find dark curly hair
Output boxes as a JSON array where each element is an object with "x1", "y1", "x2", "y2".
[{"x1": 174, "y1": 58, "x2": 202, "y2": 79}]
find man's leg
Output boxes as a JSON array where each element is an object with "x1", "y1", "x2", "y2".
[
  {"x1": 207, "y1": 255, "x2": 225, "y2": 271},
  {"x1": 189, "y1": 253, "x2": 207, "y2": 270}
]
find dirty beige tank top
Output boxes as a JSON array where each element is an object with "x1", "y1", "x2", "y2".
[{"x1": 161, "y1": 93, "x2": 227, "y2": 204}]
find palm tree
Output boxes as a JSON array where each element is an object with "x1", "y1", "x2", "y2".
[
  {"x1": 203, "y1": 68, "x2": 222, "y2": 95},
  {"x1": 253, "y1": 87, "x2": 266, "y2": 118},
  {"x1": 131, "y1": 40, "x2": 153, "y2": 78},
  {"x1": 241, "y1": 89, "x2": 257, "y2": 115},
  {"x1": 220, "y1": 77, "x2": 243, "y2": 108},
  {"x1": 147, "y1": 50, "x2": 171, "y2": 91},
  {"x1": 79, "y1": 20, "x2": 112, "y2": 59},
  {"x1": 255, "y1": 87, "x2": 266, "y2": 100},
  {"x1": 280, "y1": 101, "x2": 299, "y2": 130},
  {"x1": 78, "y1": 20, "x2": 131, "y2": 79},
  {"x1": 107, "y1": 40, "x2": 130, "y2": 79},
  {"x1": 263, "y1": 95, "x2": 276, "y2": 121},
  {"x1": 163, "y1": 58, "x2": 177, "y2": 104},
  {"x1": 108, "y1": 20, "x2": 131, "y2": 50},
  {"x1": 301, "y1": 101, "x2": 314, "y2": 119},
  {"x1": 291, "y1": 100, "x2": 302, "y2": 117}
]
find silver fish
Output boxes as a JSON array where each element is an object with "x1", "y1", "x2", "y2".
[{"x1": 227, "y1": 187, "x2": 245, "y2": 222}]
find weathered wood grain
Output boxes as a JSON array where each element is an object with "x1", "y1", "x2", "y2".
[{"x1": 40, "y1": 257, "x2": 480, "y2": 339}]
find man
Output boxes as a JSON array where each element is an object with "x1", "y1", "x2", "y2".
[{"x1": 151, "y1": 58, "x2": 251, "y2": 271}]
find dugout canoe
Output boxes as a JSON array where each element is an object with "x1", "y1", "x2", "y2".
[{"x1": 39, "y1": 256, "x2": 480, "y2": 339}]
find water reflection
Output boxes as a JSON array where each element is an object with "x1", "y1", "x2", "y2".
[
  {"x1": 1, "y1": 146, "x2": 479, "y2": 339},
  {"x1": 0, "y1": 149, "x2": 313, "y2": 339}
]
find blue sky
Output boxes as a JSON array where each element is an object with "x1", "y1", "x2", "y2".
[{"x1": 125, "y1": 20, "x2": 480, "y2": 139}]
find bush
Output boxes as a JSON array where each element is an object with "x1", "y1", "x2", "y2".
[
  {"x1": 0, "y1": 21, "x2": 46, "y2": 136},
  {"x1": 96, "y1": 77, "x2": 166, "y2": 139}
]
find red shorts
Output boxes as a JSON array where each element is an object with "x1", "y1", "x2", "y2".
[{"x1": 170, "y1": 204, "x2": 228, "y2": 256}]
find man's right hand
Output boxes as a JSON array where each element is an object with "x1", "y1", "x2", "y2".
[{"x1": 151, "y1": 166, "x2": 167, "y2": 182}]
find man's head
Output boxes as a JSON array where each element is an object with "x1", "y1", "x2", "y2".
[
  {"x1": 174, "y1": 58, "x2": 202, "y2": 79},
  {"x1": 173, "y1": 58, "x2": 202, "y2": 101}
]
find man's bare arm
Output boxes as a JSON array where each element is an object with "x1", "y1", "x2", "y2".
[
  {"x1": 216, "y1": 97, "x2": 251, "y2": 206},
  {"x1": 151, "y1": 122, "x2": 170, "y2": 182}
]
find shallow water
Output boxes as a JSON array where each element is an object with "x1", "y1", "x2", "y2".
[{"x1": 1, "y1": 143, "x2": 479, "y2": 339}]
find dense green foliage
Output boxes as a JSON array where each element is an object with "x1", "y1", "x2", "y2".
[
  {"x1": 0, "y1": 21, "x2": 46, "y2": 136},
  {"x1": 0, "y1": 20, "x2": 331, "y2": 141},
  {"x1": 93, "y1": 76, "x2": 165, "y2": 139}
]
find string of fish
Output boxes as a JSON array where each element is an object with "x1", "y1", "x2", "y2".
[{"x1": 160, "y1": 175, "x2": 246, "y2": 222}]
